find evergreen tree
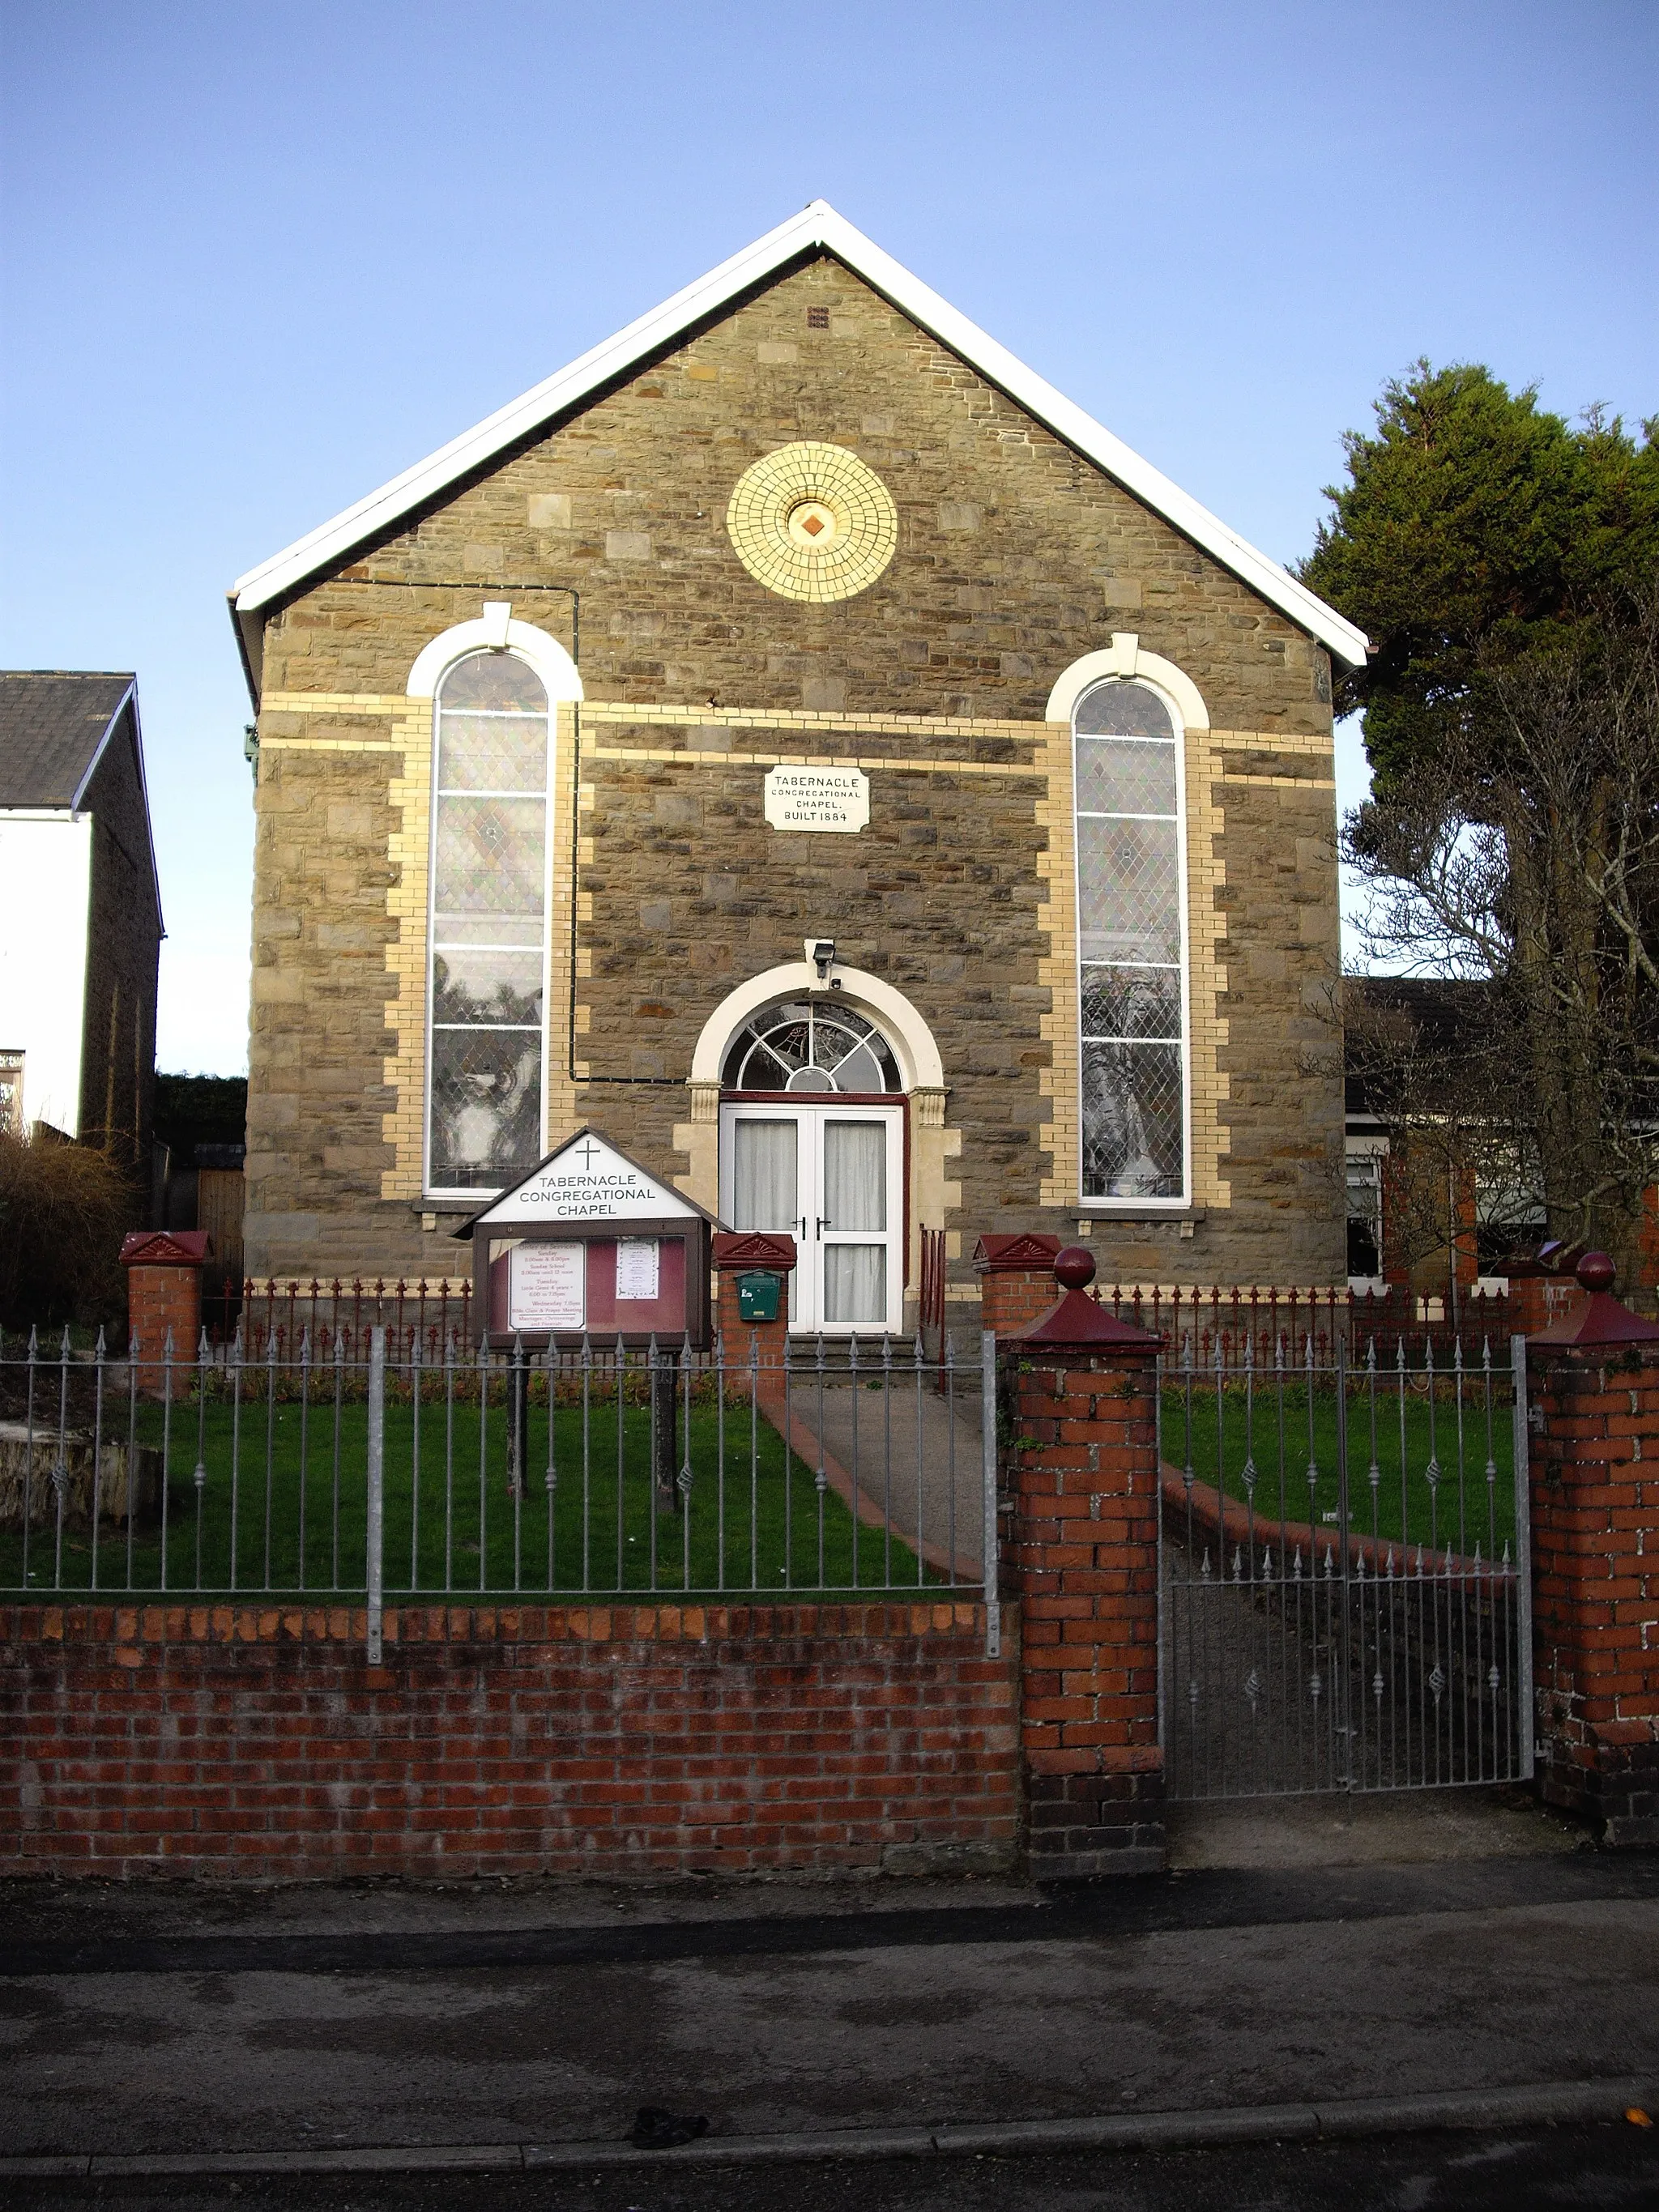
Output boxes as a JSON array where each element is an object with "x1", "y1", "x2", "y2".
[
  {"x1": 1303, "y1": 363, "x2": 1659, "y2": 1272},
  {"x1": 1300, "y1": 360, "x2": 1659, "y2": 796}
]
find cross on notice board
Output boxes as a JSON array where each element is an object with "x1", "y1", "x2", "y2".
[{"x1": 574, "y1": 1138, "x2": 601, "y2": 1171}]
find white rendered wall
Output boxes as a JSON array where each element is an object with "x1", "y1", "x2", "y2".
[{"x1": 0, "y1": 812, "x2": 92, "y2": 1136}]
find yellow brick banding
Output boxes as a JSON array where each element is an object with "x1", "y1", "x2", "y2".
[{"x1": 587, "y1": 744, "x2": 1043, "y2": 778}]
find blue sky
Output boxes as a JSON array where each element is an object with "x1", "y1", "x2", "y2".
[{"x1": 3, "y1": 0, "x2": 1655, "y2": 1075}]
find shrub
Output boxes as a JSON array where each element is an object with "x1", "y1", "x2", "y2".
[{"x1": 0, "y1": 1128, "x2": 135, "y2": 1333}]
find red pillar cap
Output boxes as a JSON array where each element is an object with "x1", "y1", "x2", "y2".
[
  {"x1": 1531, "y1": 1251, "x2": 1659, "y2": 1347},
  {"x1": 711, "y1": 1230, "x2": 798, "y2": 1274},
  {"x1": 122, "y1": 1230, "x2": 213, "y2": 1268},
  {"x1": 1012, "y1": 1247, "x2": 1161, "y2": 1348},
  {"x1": 973, "y1": 1231, "x2": 1062, "y2": 1273}
]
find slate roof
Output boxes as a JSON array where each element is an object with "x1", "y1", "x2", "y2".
[
  {"x1": 0, "y1": 671, "x2": 136, "y2": 808},
  {"x1": 1345, "y1": 977, "x2": 1494, "y2": 1118}
]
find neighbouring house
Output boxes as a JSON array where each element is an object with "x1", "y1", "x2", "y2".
[
  {"x1": 228, "y1": 201, "x2": 1368, "y2": 1326},
  {"x1": 0, "y1": 673, "x2": 163, "y2": 1165},
  {"x1": 1344, "y1": 977, "x2": 1567, "y2": 1302}
]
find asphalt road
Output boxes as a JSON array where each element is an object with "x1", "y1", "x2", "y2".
[
  {"x1": 6, "y1": 2127, "x2": 1659, "y2": 2212},
  {"x1": 4, "y1": 1853, "x2": 1659, "y2": 2172}
]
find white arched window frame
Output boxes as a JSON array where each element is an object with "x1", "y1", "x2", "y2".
[
  {"x1": 689, "y1": 961, "x2": 945, "y2": 1336},
  {"x1": 1049, "y1": 641, "x2": 1201, "y2": 1211},
  {"x1": 408, "y1": 608, "x2": 581, "y2": 1200}
]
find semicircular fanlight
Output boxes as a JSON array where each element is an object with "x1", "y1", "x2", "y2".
[{"x1": 721, "y1": 999, "x2": 902, "y2": 1093}]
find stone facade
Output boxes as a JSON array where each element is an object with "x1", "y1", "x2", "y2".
[
  {"x1": 78, "y1": 706, "x2": 162, "y2": 1167},
  {"x1": 243, "y1": 253, "x2": 1344, "y2": 1301}
]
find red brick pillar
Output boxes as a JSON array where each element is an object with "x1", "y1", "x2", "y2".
[
  {"x1": 973, "y1": 1233, "x2": 1062, "y2": 1337},
  {"x1": 1005, "y1": 1246, "x2": 1165, "y2": 1876},
  {"x1": 1529, "y1": 1251, "x2": 1659, "y2": 1843},
  {"x1": 711, "y1": 1231, "x2": 797, "y2": 1395},
  {"x1": 1508, "y1": 1246, "x2": 1587, "y2": 1339},
  {"x1": 121, "y1": 1230, "x2": 211, "y2": 1399}
]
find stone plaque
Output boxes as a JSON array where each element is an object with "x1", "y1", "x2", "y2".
[{"x1": 764, "y1": 766, "x2": 870, "y2": 834}]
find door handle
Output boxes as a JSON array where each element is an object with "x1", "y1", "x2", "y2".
[{"x1": 817, "y1": 1217, "x2": 832, "y2": 1234}]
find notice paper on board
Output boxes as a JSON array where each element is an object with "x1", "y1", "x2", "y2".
[
  {"x1": 615, "y1": 1238, "x2": 661, "y2": 1302},
  {"x1": 508, "y1": 1242, "x2": 586, "y2": 1331}
]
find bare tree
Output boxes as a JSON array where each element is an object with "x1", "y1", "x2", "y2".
[{"x1": 1345, "y1": 597, "x2": 1659, "y2": 1279}]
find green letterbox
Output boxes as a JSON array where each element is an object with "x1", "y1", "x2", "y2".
[{"x1": 736, "y1": 1270, "x2": 783, "y2": 1323}]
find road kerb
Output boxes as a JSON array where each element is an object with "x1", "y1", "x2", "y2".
[{"x1": 8, "y1": 2077, "x2": 1654, "y2": 2182}]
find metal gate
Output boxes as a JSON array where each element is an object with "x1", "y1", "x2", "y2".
[{"x1": 1159, "y1": 1331, "x2": 1533, "y2": 1800}]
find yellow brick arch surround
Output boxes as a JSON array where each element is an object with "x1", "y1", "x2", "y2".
[{"x1": 725, "y1": 442, "x2": 898, "y2": 603}]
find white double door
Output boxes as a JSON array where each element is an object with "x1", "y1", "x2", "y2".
[{"x1": 720, "y1": 1104, "x2": 904, "y2": 1333}]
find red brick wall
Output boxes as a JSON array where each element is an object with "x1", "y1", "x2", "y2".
[
  {"x1": 0, "y1": 1600, "x2": 1018, "y2": 1880},
  {"x1": 1529, "y1": 1347, "x2": 1659, "y2": 1843},
  {"x1": 126, "y1": 1262, "x2": 202, "y2": 1393},
  {"x1": 713, "y1": 1272, "x2": 791, "y2": 1375},
  {"x1": 978, "y1": 1268, "x2": 1062, "y2": 1338},
  {"x1": 1002, "y1": 1345, "x2": 1164, "y2": 1873}
]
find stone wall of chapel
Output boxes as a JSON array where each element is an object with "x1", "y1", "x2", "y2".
[
  {"x1": 245, "y1": 256, "x2": 1344, "y2": 1291},
  {"x1": 247, "y1": 743, "x2": 403, "y2": 1280}
]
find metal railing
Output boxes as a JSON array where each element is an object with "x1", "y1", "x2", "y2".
[
  {"x1": 205, "y1": 1276, "x2": 475, "y2": 1362},
  {"x1": 1095, "y1": 1282, "x2": 1512, "y2": 1373},
  {"x1": 1159, "y1": 1329, "x2": 1533, "y2": 1799},
  {"x1": 0, "y1": 1326, "x2": 999, "y2": 1649}
]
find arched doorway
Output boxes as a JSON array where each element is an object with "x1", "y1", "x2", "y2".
[{"x1": 719, "y1": 997, "x2": 906, "y2": 1332}]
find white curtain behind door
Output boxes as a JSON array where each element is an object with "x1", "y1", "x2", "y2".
[
  {"x1": 823, "y1": 1121, "x2": 886, "y2": 1323},
  {"x1": 731, "y1": 1119, "x2": 798, "y2": 1233}
]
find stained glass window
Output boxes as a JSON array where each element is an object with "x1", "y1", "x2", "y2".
[
  {"x1": 1075, "y1": 680, "x2": 1187, "y2": 1201},
  {"x1": 426, "y1": 651, "x2": 549, "y2": 1191},
  {"x1": 721, "y1": 1000, "x2": 902, "y2": 1093}
]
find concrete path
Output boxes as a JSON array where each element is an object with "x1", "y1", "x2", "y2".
[
  {"x1": 4, "y1": 1845, "x2": 1658, "y2": 2165},
  {"x1": 1169, "y1": 1779, "x2": 1588, "y2": 1869},
  {"x1": 764, "y1": 1373, "x2": 986, "y2": 1578}
]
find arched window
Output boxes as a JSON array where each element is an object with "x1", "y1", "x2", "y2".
[
  {"x1": 1074, "y1": 678, "x2": 1188, "y2": 1203},
  {"x1": 425, "y1": 650, "x2": 550, "y2": 1192},
  {"x1": 721, "y1": 999, "x2": 902, "y2": 1094}
]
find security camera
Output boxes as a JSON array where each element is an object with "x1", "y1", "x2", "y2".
[{"x1": 806, "y1": 939, "x2": 835, "y2": 982}]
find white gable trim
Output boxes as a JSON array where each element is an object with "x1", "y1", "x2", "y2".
[
  {"x1": 63, "y1": 681, "x2": 165, "y2": 936},
  {"x1": 463, "y1": 1127, "x2": 706, "y2": 1231},
  {"x1": 66, "y1": 680, "x2": 137, "y2": 812},
  {"x1": 229, "y1": 200, "x2": 1368, "y2": 680}
]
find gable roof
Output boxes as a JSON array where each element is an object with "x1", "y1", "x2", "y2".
[
  {"x1": 454, "y1": 1126, "x2": 719, "y2": 1238},
  {"x1": 228, "y1": 200, "x2": 1369, "y2": 695},
  {"x1": 0, "y1": 671, "x2": 137, "y2": 808}
]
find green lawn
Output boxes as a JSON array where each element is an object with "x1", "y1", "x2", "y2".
[
  {"x1": 1160, "y1": 1378, "x2": 1520, "y2": 1560},
  {"x1": 2, "y1": 1390, "x2": 937, "y2": 1598}
]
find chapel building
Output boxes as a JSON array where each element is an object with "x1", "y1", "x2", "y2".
[{"x1": 229, "y1": 202, "x2": 1367, "y2": 1331}]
